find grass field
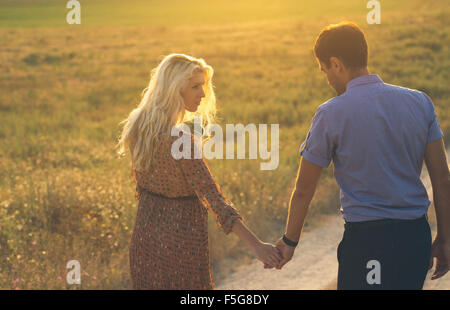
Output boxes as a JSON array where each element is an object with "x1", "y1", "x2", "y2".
[{"x1": 0, "y1": 0, "x2": 449, "y2": 289}]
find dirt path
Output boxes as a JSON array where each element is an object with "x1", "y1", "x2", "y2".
[
  {"x1": 216, "y1": 149, "x2": 450, "y2": 290},
  {"x1": 216, "y1": 214, "x2": 344, "y2": 290}
]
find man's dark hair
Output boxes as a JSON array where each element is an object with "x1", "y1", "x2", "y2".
[{"x1": 314, "y1": 22, "x2": 368, "y2": 69}]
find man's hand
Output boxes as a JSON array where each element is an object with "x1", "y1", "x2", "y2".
[
  {"x1": 429, "y1": 237, "x2": 450, "y2": 280},
  {"x1": 273, "y1": 238, "x2": 295, "y2": 269}
]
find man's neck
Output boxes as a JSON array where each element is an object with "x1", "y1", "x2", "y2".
[
  {"x1": 348, "y1": 67, "x2": 370, "y2": 81},
  {"x1": 339, "y1": 68, "x2": 370, "y2": 95}
]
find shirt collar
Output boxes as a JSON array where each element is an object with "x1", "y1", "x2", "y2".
[{"x1": 346, "y1": 74, "x2": 383, "y2": 90}]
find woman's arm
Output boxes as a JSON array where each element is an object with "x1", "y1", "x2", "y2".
[{"x1": 175, "y1": 134, "x2": 281, "y2": 266}]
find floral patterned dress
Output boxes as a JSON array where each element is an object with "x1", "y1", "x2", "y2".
[{"x1": 129, "y1": 134, "x2": 242, "y2": 289}]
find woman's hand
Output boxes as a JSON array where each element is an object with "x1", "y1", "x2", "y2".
[
  {"x1": 252, "y1": 242, "x2": 283, "y2": 268},
  {"x1": 230, "y1": 219, "x2": 282, "y2": 267}
]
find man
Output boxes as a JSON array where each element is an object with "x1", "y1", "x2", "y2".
[{"x1": 274, "y1": 22, "x2": 450, "y2": 289}]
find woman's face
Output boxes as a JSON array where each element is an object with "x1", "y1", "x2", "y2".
[{"x1": 181, "y1": 71, "x2": 206, "y2": 112}]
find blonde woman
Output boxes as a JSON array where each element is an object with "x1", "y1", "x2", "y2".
[{"x1": 117, "y1": 54, "x2": 281, "y2": 290}]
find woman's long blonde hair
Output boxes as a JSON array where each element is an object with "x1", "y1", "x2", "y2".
[{"x1": 116, "y1": 53, "x2": 216, "y2": 171}]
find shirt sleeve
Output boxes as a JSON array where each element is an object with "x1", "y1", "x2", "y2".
[
  {"x1": 300, "y1": 107, "x2": 335, "y2": 167},
  {"x1": 175, "y1": 134, "x2": 242, "y2": 235},
  {"x1": 422, "y1": 92, "x2": 443, "y2": 144}
]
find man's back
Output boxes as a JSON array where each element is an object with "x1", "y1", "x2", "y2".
[{"x1": 300, "y1": 74, "x2": 443, "y2": 222}]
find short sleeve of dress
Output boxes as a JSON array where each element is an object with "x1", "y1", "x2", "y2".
[
  {"x1": 131, "y1": 167, "x2": 140, "y2": 201},
  {"x1": 174, "y1": 134, "x2": 242, "y2": 235}
]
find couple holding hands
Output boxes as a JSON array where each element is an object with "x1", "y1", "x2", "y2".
[{"x1": 117, "y1": 22, "x2": 450, "y2": 290}]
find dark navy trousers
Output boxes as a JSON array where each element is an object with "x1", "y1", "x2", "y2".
[{"x1": 337, "y1": 215, "x2": 432, "y2": 290}]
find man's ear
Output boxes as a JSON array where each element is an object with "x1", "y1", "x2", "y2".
[{"x1": 329, "y1": 57, "x2": 344, "y2": 72}]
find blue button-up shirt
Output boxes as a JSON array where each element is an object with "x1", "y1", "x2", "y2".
[{"x1": 300, "y1": 74, "x2": 443, "y2": 222}]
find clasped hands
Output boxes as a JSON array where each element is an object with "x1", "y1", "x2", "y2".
[{"x1": 254, "y1": 238, "x2": 296, "y2": 270}]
